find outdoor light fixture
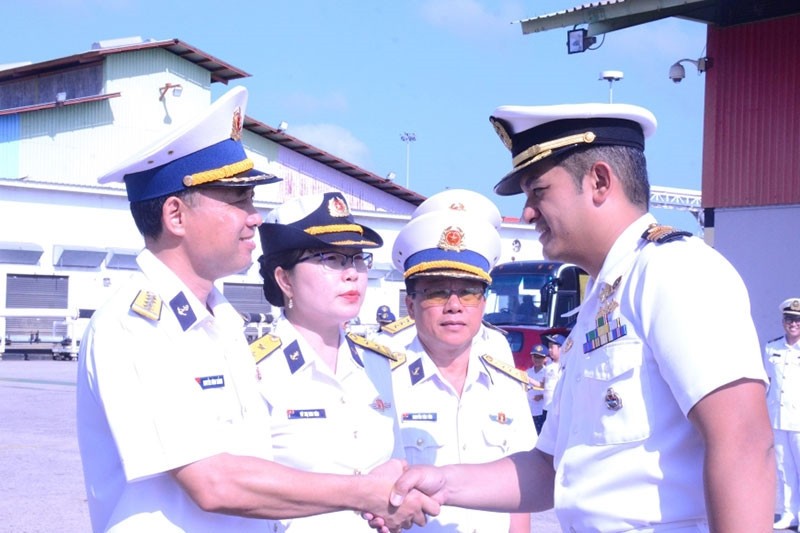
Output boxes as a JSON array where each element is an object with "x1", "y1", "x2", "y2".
[
  {"x1": 385, "y1": 171, "x2": 397, "y2": 181},
  {"x1": 567, "y1": 27, "x2": 596, "y2": 54},
  {"x1": 55, "y1": 92, "x2": 67, "y2": 105},
  {"x1": 159, "y1": 83, "x2": 183, "y2": 101},
  {"x1": 277, "y1": 121, "x2": 289, "y2": 132}
]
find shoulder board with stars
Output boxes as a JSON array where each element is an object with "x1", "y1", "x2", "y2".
[
  {"x1": 130, "y1": 290, "x2": 162, "y2": 321},
  {"x1": 381, "y1": 316, "x2": 415, "y2": 335},
  {"x1": 346, "y1": 333, "x2": 407, "y2": 370},
  {"x1": 480, "y1": 354, "x2": 529, "y2": 385},
  {"x1": 641, "y1": 223, "x2": 692, "y2": 244},
  {"x1": 249, "y1": 333, "x2": 282, "y2": 365}
]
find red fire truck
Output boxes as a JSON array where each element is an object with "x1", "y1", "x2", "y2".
[{"x1": 483, "y1": 261, "x2": 588, "y2": 370}]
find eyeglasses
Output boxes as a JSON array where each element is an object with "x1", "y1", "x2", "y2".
[
  {"x1": 409, "y1": 286, "x2": 486, "y2": 308},
  {"x1": 784, "y1": 315, "x2": 800, "y2": 324},
  {"x1": 297, "y1": 252, "x2": 373, "y2": 272}
]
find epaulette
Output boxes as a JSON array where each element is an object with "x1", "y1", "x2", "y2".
[
  {"x1": 381, "y1": 316, "x2": 415, "y2": 335},
  {"x1": 250, "y1": 333, "x2": 282, "y2": 365},
  {"x1": 480, "y1": 354, "x2": 531, "y2": 387},
  {"x1": 346, "y1": 333, "x2": 407, "y2": 370},
  {"x1": 130, "y1": 290, "x2": 162, "y2": 321},
  {"x1": 641, "y1": 223, "x2": 692, "y2": 244}
]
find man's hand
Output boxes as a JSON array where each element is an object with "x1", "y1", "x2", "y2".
[{"x1": 361, "y1": 461, "x2": 442, "y2": 532}]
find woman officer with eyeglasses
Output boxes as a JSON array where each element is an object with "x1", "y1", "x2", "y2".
[
  {"x1": 389, "y1": 193, "x2": 537, "y2": 533},
  {"x1": 252, "y1": 192, "x2": 404, "y2": 532}
]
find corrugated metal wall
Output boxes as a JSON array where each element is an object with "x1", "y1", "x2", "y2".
[{"x1": 703, "y1": 14, "x2": 800, "y2": 208}]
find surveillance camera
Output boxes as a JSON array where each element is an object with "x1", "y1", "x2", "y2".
[{"x1": 669, "y1": 63, "x2": 686, "y2": 83}]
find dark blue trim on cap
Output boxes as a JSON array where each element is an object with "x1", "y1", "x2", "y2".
[
  {"x1": 124, "y1": 138, "x2": 263, "y2": 202},
  {"x1": 510, "y1": 118, "x2": 644, "y2": 159},
  {"x1": 404, "y1": 248, "x2": 489, "y2": 275}
]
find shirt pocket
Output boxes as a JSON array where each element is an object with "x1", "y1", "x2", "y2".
[
  {"x1": 581, "y1": 339, "x2": 653, "y2": 445},
  {"x1": 401, "y1": 426, "x2": 442, "y2": 465},
  {"x1": 481, "y1": 423, "x2": 515, "y2": 456}
]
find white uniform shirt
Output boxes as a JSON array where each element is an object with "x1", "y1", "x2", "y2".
[
  {"x1": 527, "y1": 365, "x2": 547, "y2": 416},
  {"x1": 537, "y1": 214, "x2": 766, "y2": 532},
  {"x1": 76, "y1": 250, "x2": 277, "y2": 533},
  {"x1": 255, "y1": 315, "x2": 403, "y2": 532},
  {"x1": 392, "y1": 332, "x2": 537, "y2": 532},
  {"x1": 764, "y1": 335, "x2": 800, "y2": 431},
  {"x1": 542, "y1": 361, "x2": 562, "y2": 412}
]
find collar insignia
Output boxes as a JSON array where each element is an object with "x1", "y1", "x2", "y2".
[{"x1": 169, "y1": 292, "x2": 196, "y2": 331}]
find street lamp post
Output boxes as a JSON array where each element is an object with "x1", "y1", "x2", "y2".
[
  {"x1": 599, "y1": 70, "x2": 624, "y2": 103},
  {"x1": 400, "y1": 132, "x2": 416, "y2": 189}
]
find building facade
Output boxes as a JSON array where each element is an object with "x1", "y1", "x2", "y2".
[{"x1": 0, "y1": 37, "x2": 540, "y2": 357}]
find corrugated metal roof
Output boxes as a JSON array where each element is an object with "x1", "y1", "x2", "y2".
[
  {"x1": 0, "y1": 38, "x2": 248, "y2": 85},
  {"x1": 517, "y1": 0, "x2": 800, "y2": 36},
  {"x1": 243, "y1": 115, "x2": 426, "y2": 207},
  {"x1": 0, "y1": 37, "x2": 425, "y2": 206}
]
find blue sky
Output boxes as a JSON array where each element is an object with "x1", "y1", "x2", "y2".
[{"x1": 4, "y1": 0, "x2": 707, "y2": 231}]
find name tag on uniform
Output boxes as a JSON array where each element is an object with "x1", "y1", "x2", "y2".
[
  {"x1": 196, "y1": 375, "x2": 225, "y2": 389},
  {"x1": 402, "y1": 412, "x2": 437, "y2": 422},
  {"x1": 287, "y1": 409, "x2": 327, "y2": 419}
]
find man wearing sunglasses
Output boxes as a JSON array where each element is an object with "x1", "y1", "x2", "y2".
[
  {"x1": 765, "y1": 298, "x2": 800, "y2": 529},
  {"x1": 388, "y1": 194, "x2": 537, "y2": 533}
]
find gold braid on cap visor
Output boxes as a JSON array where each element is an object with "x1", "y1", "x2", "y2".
[
  {"x1": 305, "y1": 224, "x2": 364, "y2": 236},
  {"x1": 404, "y1": 260, "x2": 492, "y2": 283},
  {"x1": 511, "y1": 131, "x2": 596, "y2": 170},
  {"x1": 182, "y1": 158, "x2": 256, "y2": 187}
]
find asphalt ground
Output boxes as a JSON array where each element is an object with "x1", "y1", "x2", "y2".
[{"x1": 0, "y1": 358, "x2": 562, "y2": 532}]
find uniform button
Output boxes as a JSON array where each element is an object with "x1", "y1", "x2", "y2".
[
  {"x1": 416, "y1": 438, "x2": 424, "y2": 446},
  {"x1": 353, "y1": 430, "x2": 359, "y2": 439}
]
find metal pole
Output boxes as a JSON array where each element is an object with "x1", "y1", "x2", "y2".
[{"x1": 400, "y1": 132, "x2": 416, "y2": 189}]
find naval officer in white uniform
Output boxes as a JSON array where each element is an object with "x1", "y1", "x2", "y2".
[
  {"x1": 389, "y1": 190, "x2": 537, "y2": 532},
  {"x1": 765, "y1": 297, "x2": 800, "y2": 530},
  {"x1": 379, "y1": 102, "x2": 773, "y2": 533}
]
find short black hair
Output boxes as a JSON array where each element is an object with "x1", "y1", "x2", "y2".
[
  {"x1": 258, "y1": 248, "x2": 307, "y2": 307},
  {"x1": 129, "y1": 189, "x2": 196, "y2": 239}
]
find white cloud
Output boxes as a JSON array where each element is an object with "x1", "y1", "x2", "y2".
[{"x1": 291, "y1": 124, "x2": 370, "y2": 168}]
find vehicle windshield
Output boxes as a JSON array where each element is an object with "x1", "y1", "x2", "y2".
[{"x1": 483, "y1": 272, "x2": 553, "y2": 326}]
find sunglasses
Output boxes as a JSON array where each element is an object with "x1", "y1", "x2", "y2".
[
  {"x1": 409, "y1": 286, "x2": 486, "y2": 308},
  {"x1": 784, "y1": 315, "x2": 800, "y2": 324}
]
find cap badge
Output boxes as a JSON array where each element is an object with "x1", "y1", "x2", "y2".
[
  {"x1": 489, "y1": 116, "x2": 513, "y2": 151},
  {"x1": 231, "y1": 106, "x2": 243, "y2": 141},
  {"x1": 438, "y1": 226, "x2": 465, "y2": 251},
  {"x1": 792, "y1": 300, "x2": 800, "y2": 312},
  {"x1": 448, "y1": 202, "x2": 466, "y2": 211},
  {"x1": 328, "y1": 196, "x2": 350, "y2": 217}
]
